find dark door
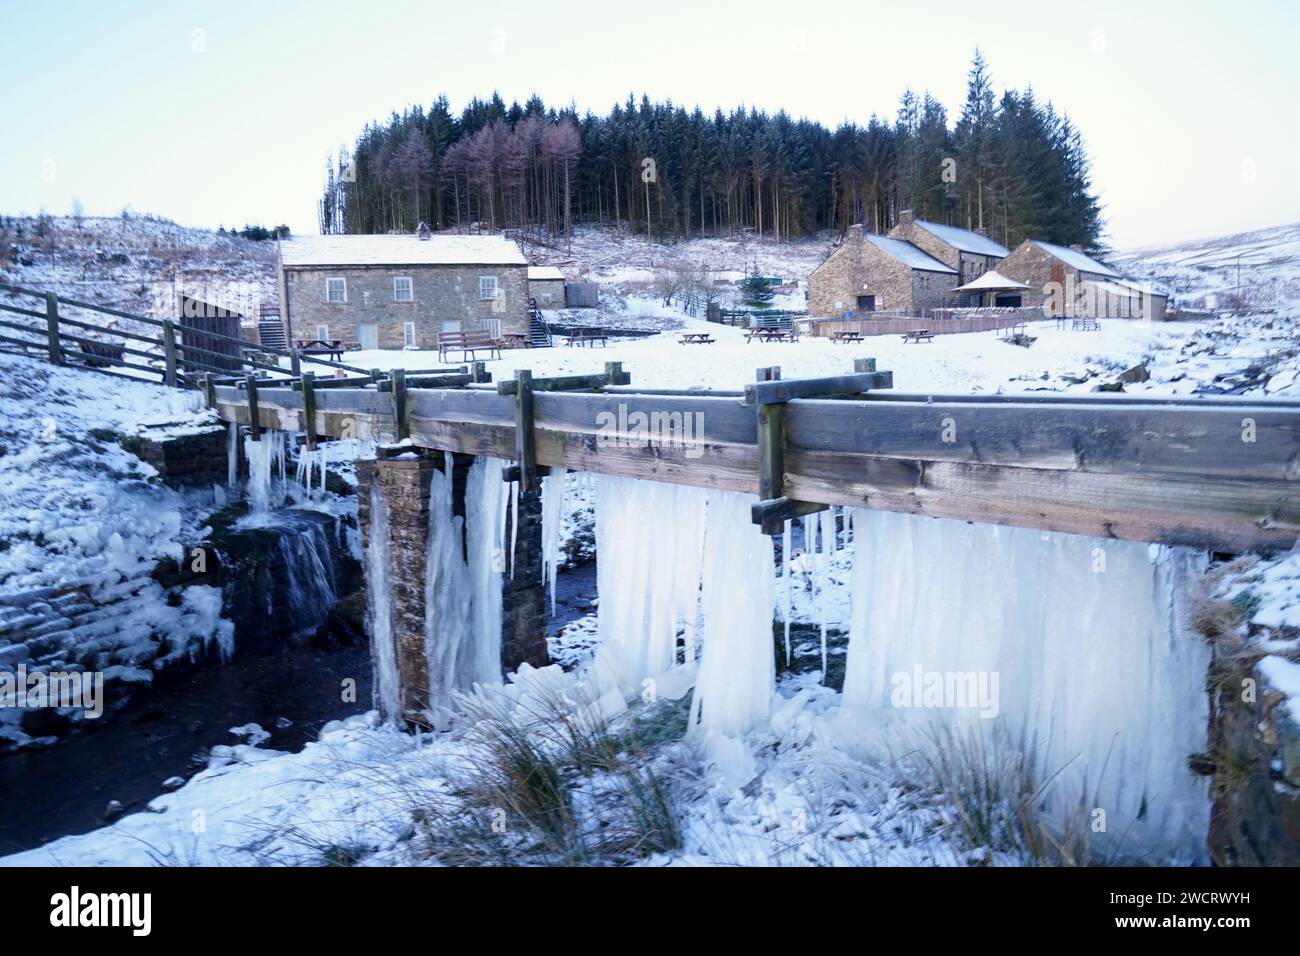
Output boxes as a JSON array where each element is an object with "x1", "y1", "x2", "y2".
[{"x1": 856, "y1": 294, "x2": 876, "y2": 312}]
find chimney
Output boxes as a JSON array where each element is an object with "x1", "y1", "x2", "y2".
[
  {"x1": 898, "y1": 209, "x2": 915, "y2": 226},
  {"x1": 416, "y1": 221, "x2": 431, "y2": 240}
]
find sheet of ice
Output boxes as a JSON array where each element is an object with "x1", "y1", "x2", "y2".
[
  {"x1": 242, "y1": 430, "x2": 287, "y2": 519},
  {"x1": 840, "y1": 508, "x2": 1211, "y2": 861},
  {"x1": 690, "y1": 489, "x2": 776, "y2": 739},
  {"x1": 591, "y1": 474, "x2": 707, "y2": 696}
]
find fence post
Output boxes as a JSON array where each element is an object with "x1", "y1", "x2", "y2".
[
  {"x1": 202, "y1": 372, "x2": 217, "y2": 409},
  {"x1": 45, "y1": 293, "x2": 63, "y2": 366},
  {"x1": 300, "y1": 371, "x2": 317, "y2": 450},
  {"x1": 245, "y1": 373, "x2": 262, "y2": 441},
  {"x1": 513, "y1": 369, "x2": 537, "y2": 493},
  {"x1": 162, "y1": 319, "x2": 178, "y2": 387},
  {"x1": 290, "y1": 349, "x2": 302, "y2": 378},
  {"x1": 853, "y1": 357, "x2": 877, "y2": 374}
]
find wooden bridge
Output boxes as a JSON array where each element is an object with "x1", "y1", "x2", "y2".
[{"x1": 2, "y1": 279, "x2": 1297, "y2": 550}]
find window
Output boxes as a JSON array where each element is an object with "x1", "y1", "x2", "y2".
[
  {"x1": 479, "y1": 318, "x2": 502, "y2": 339},
  {"x1": 315, "y1": 324, "x2": 329, "y2": 342},
  {"x1": 393, "y1": 276, "x2": 413, "y2": 302},
  {"x1": 403, "y1": 322, "x2": 417, "y2": 348},
  {"x1": 479, "y1": 276, "x2": 499, "y2": 301},
  {"x1": 325, "y1": 277, "x2": 346, "y2": 303}
]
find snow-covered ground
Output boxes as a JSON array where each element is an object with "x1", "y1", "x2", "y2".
[{"x1": 3, "y1": 217, "x2": 1300, "y2": 866}]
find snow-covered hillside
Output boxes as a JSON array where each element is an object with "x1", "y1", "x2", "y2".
[{"x1": 0, "y1": 214, "x2": 277, "y2": 321}]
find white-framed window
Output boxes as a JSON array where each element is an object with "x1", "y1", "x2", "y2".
[
  {"x1": 403, "y1": 322, "x2": 417, "y2": 348},
  {"x1": 479, "y1": 276, "x2": 499, "y2": 301},
  {"x1": 325, "y1": 277, "x2": 346, "y2": 303},
  {"x1": 315, "y1": 324, "x2": 329, "y2": 341},
  {"x1": 479, "y1": 318, "x2": 502, "y2": 339},
  {"x1": 393, "y1": 276, "x2": 413, "y2": 302}
]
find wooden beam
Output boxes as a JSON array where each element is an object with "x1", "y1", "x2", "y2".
[
  {"x1": 744, "y1": 370, "x2": 894, "y2": 406},
  {"x1": 245, "y1": 374, "x2": 262, "y2": 440},
  {"x1": 512, "y1": 370, "x2": 538, "y2": 493},
  {"x1": 45, "y1": 293, "x2": 62, "y2": 366},
  {"x1": 390, "y1": 369, "x2": 409, "y2": 441},
  {"x1": 162, "y1": 319, "x2": 178, "y2": 388}
]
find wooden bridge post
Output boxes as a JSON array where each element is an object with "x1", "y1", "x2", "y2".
[
  {"x1": 390, "y1": 368, "x2": 409, "y2": 442},
  {"x1": 244, "y1": 374, "x2": 261, "y2": 440},
  {"x1": 501, "y1": 368, "x2": 549, "y2": 669},
  {"x1": 300, "y1": 371, "x2": 318, "y2": 450},
  {"x1": 44, "y1": 293, "x2": 63, "y2": 366},
  {"x1": 162, "y1": 319, "x2": 178, "y2": 387}
]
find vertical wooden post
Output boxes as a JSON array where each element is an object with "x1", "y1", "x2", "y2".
[
  {"x1": 290, "y1": 349, "x2": 302, "y2": 379},
  {"x1": 45, "y1": 293, "x2": 63, "y2": 366},
  {"x1": 162, "y1": 319, "x2": 178, "y2": 387},
  {"x1": 245, "y1": 374, "x2": 262, "y2": 441},
  {"x1": 853, "y1": 357, "x2": 877, "y2": 373},
  {"x1": 470, "y1": 360, "x2": 489, "y2": 384},
  {"x1": 756, "y1": 366, "x2": 786, "y2": 531},
  {"x1": 390, "y1": 368, "x2": 409, "y2": 442},
  {"x1": 513, "y1": 369, "x2": 537, "y2": 493},
  {"x1": 202, "y1": 372, "x2": 217, "y2": 409},
  {"x1": 300, "y1": 371, "x2": 318, "y2": 451}
]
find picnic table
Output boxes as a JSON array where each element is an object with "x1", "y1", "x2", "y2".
[
  {"x1": 745, "y1": 327, "x2": 798, "y2": 343},
  {"x1": 563, "y1": 328, "x2": 608, "y2": 348},
  {"x1": 829, "y1": 330, "x2": 865, "y2": 344},
  {"x1": 1071, "y1": 318, "x2": 1102, "y2": 331},
  {"x1": 901, "y1": 329, "x2": 935, "y2": 344},
  {"x1": 294, "y1": 338, "x2": 345, "y2": 361},
  {"x1": 679, "y1": 332, "x2": 716, "y2": 345}
]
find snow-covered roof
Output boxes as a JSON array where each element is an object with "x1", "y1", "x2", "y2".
[
  {"x1": 913, "y1": 219, "x2": 1009, "y2": 258},
  {"x1": 527, "y1": 265, "x2": 565, "y2": 281},
  {"x1": 864, "y1": 235, "x2": 957, "y2": 273},
  {"x1": 279, "y1": 234, "x2": 527, "y2": 268},
  {"x1": 1032, "y1": 240, "x2": 1121, "y2": 278},
  {"x1": 952, "y1": 269, "x2": 1034, "y2": 293}
]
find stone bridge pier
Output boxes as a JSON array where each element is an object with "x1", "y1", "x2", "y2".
[{"x1": 356, "y1": 448, "x2": 548, "y2": 728}]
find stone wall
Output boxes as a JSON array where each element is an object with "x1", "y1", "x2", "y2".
[
  {"x1": 807, "y1": 226, "x2": 917, "y2": 317},
  {"x1": 528, "y1": 278, "x2": 566, "y2": 309},
  {"x1": 120, "y1": 425, "x2": 228, "y2": 487},
  {"x1": 284, "y1": 263, "x2": 529, "y2": 348}
]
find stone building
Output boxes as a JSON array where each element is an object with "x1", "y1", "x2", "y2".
[
  {"x1": 526, "y1": 265, "x2": 566, "y2": 309},
  {"x1": 807, "y1": 225, "x2": 958, "y2": 318},
  {"x1": 276, "y1": 230, "x2": 529, "y2": 350},
  {"x1": 887, "y1": 209, "x2": 1009, "y2": 285},
  {"x1": 997, "y1": 239, "x2": 1165, "y2": 318}
]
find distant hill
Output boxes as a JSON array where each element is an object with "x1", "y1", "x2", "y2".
[{"x1": 1114, "y1": 223, "x2": 1300, "y2": 310}]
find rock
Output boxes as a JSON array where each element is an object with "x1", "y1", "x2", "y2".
[
  {"x1": 1092, "y1": 381, "x2": 1125, "y2": 393},
  {"x1": 161, "y1": 775, "x2": 186, "y2": 792},
  {"x1": 274, "y1": 716, "x2": 293, "y2": 729},
  {"x1": 103, "y1": 799, "x2": 126, "y2": 822},
  {"x1": 1119, "y1": 364, "x2": 1150, "y2": 383}
]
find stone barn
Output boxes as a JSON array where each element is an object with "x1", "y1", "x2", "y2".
[
  {"x1": 887, "y1": 209, "x2": 1009, "y2": 285},
  {"x1": 807, "y1": 225, "x2": 958, "y2": 318},
  {"x1": 526, "y1": 266, "x2": 567, "y2": 309},
  {"x1": 277, "y1": 229, "x2": 529, "y2": 350},
  {"x1": 997, "y1": 240, "x2": 1163, "y2": 319}
]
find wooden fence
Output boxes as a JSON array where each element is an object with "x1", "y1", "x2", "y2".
[{"x1": 808, "y1": 312, "x2": 1037, "y2": 337}]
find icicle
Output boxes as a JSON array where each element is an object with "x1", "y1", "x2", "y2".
[
  {"x1": 840, "y1": 509, "x2": 1212, "y2": 862},
  {"x1": 508, "y1": 477, "x2": 519, "y2": 578},
  {"x1": 243, "y1": 431, "x2": 285, "y2": 518},
  {"x1": 365, "y1": 483, "x2": 400, "y2": 724},
  {"x1": 817, "y1": 507, "x2": 836, "y2": 682},
  {"x1": 226, "y1": 421, "x2": 239, "y2": 488},
  {"x1": 541, "y1": 467, "x2": 568, "y2": 614},
  {"x1": 781, "y1": 519, "x2": 792, "y2": 666}
]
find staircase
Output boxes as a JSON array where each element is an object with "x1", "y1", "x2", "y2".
[
  {"x1": 527, "y1": 301, "x2": 552, "y2": 348},
  {"x1": 258, "y1": 318, "x2": 287, "y2": 350}
]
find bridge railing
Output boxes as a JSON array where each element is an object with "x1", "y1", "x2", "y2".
[{"x1": 0, "y1": 282, "x2": 377, "y2": 387}]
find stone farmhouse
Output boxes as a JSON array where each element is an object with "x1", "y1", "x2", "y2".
[
  {"x1": 887, "y1": 209, "x2": 1010, "y2": 284},
  {"x1": 997, "y1": 239, "x2": 1169, "y2": 319},
  {"x1": 276, "y1": 229, "x2": 529, "y2": 350},
  {"x1": 807, "y1": 225, "x2": 958, "y2": 317}
]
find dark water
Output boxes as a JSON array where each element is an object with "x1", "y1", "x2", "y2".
[{"x1": 0, "y1": 562, "x2": 599, "y2": 857}]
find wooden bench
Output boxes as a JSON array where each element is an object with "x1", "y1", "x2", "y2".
[
  {"x1": 437, "y1": 330, "x2": 502, "y2": 362},
  {"x1": 294, "y1": 338, "x2": 345, "y2": 361},
  {"x1": 679, "y1": 333, "x2": 716, "y2": 345},
  {"x1": 829, "y1": 330, "x2": 865, "y2": 344},
  {"x1": 1071, "y1": 318, "x2": 1102, "y2": 331},
  {"x1": 902, "y1": 329, "x2": 935, "y2": 343},
  {"x1": 563, "y1": 328, "x2": 608, "y2": 348}
]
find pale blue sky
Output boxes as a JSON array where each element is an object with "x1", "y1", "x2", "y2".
[{"x1": 2, "y1": 0, "x2": 1297, "y2": 247}]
